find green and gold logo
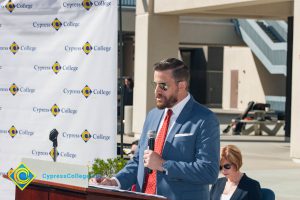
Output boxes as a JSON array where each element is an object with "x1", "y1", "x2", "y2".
[
  {"x1": 81, "y1": 129, "x2": 91, "y2": 142},
  {"x1": 6, "y1": 0, "x2": 15, "y2": 13},
  {"x1": 81, "y1": 85, "x2": 92, "y2": 98},
  {"x1": 51, "y1": 104, "x2": 60, "y2": 117},
  {"x1": 82, "y1": 42, "x2": 92, "y2": 55},
  {"x1": 82, "y1": 0, "x2": 93, "y2": 11},
  {"x1": 9, "y1": 83, "x2": 19, "y2": 96},
  {"x1": 7, "y1": 168, "x2": 14, "y2": 176},
  {"x1": 52, "y1": 18, "x2": 62, "y2": 31},
  {"x1": 52, "y1": 61, "x2": 61, "y2": 74},
  {"x1": 49, "y1": 148, "x2": 59, "y2": 160},
  {"x1": 9, "y1": 125, "x2": 18, "y2": 138},
  {"x1": 10, "y1": 42, "x2": 19, "y2": 54},
  {"x1": 9, "y1": 163, "x2": 36, "y2": 191}
]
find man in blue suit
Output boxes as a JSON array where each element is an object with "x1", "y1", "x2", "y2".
[{"x1": 91, "y1": 58, "x2": 220, "y2": 200}]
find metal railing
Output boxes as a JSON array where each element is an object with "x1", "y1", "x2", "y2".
[
  {"x1": 265, "y1": 20, "x2": 287, "y2": 42},
  {"x1": 256, "y1": 21, "x2": 285, "y2": 43},
  {"x1": 237, "y1": 19, "x2": 287, "y2": 75}
]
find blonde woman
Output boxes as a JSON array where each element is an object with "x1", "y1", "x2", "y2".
[{"x1": 210, "y1": 145, "x2": 262, "y2": 200}]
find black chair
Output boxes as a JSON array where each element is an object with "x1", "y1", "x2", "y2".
[{"x1": 261, "y1": 188, "x2": 275, "y2": 200}]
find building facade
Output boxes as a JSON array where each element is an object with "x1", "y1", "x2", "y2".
[{"x1": 120, "y1": 0, "x2": 300, "y2": 160}]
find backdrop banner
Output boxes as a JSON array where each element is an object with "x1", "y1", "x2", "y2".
[{"x1": 0, "y1": 0, "x2": 117, "y2": 198}]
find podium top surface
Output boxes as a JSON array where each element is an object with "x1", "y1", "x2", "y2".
[
  {"x1": 3, "y1": 174, "x2": 167, "y2": 200},
  {"x1": 21, "y1": 158, "x2": 89, "y2": 188}
]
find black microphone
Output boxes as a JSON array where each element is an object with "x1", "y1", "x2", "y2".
[
  {"x1": 49, "y1": 129, "x2": 59, "y2": 162},
  {"x1": 49, "y1": 129, "x2": 59, "y2": 147},
  {"x1": 147, "y1": 130, "x2": 157, "y2": 174}
]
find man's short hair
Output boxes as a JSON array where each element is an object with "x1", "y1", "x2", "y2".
[{"x1": 153, "y1": 58, "x2": 190, "y2": 85}]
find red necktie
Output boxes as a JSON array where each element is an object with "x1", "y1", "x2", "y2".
[{"x1": 145, "y1": 109, "x2": 173, "y2": 194}]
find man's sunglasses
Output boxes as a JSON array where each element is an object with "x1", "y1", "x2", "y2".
[
  {"x1": 151, "y1": 81, "x2": 183, "y2": 91},
  {"x1": 151, "y1": 82, "x2": 169, "y2": 91},
  {"x1": 220, "y1": 163, "x2": 232, "y2": 170}
]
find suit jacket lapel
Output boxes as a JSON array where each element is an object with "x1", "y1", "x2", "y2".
[
  {"x1": 231, "y1": 175, "x2": 248, "y2": 200},
  {"x1": 231, "y1": 187, "x2": 244, "y2": 200},
  {"x1": 162, "y1": 97, "x2": 194, "y2": 157},
  {"x1": 153, "y1": 109, "x2": 164, "y2": 133}
]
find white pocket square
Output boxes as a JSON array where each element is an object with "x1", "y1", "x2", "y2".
[{"x1": 174, "y1": 133, "x2": 193, "y2": 137}]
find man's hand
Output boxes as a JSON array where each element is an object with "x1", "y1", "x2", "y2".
[
  {"x1": 89, "y1": 177, "x2": 104, "y2": 185},
  {"x1": 99, "y1": 178, "x2": 118, "y2": 186},
  {"x1": 89, "y1": 177, "x2": 118, "y2": 186},
  {"x1": 143, "y1": 149, "x2": 164, "y2": 171}
]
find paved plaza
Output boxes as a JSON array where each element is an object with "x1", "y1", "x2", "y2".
[{"x1": 119, "y1": 124, "x2": 300, "y2": 200}]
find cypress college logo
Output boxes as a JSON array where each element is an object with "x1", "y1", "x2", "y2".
[
  {"x1": 9, "y1": 125, "x2": 18, "y2": 138},
  {"x1": 52, "y1": 61, "x2": 61, "y2": 74},
  {"x1": 32, "y1": 18, "x2": 80, "y2": 31},
  {"x1": 8, "y1": 163, "x2": 36, "y2": 191},
  {"x1": 0, "y1": 83, "x2": 35, "y2": 96},
  {"x1": 52, "y1": 18, "x2": 62, "y2": 31},
  {"x1": 10, "y1": 83, "x2": 19, "y2": 95},
  {"x1": 63, "y1": 0, "x2": 112, "y2": 11},
  {"x1": 0, "y1": 42, "x2": 36, "y2": 55},
  {"x1": 82, "y1": 0, "x2": 93, "y2": 10},
  {"x1": 33, "y1": 61, "x2": 79, "y2": 74},
  {"x1": 33, "y1": 104, "x2": 77, "y2": 117},
  {"x1": 5, "y1": 0, "x2": 15, "y2": 13},
  {"x1": 51, "y1": 104, "x2": 60, "y2": 116},
  {"x1": 10, "y1": 42, "x2": 19, "y2": 54},
  {"x1": 63, "y1": 129, "x2": 111, "y2": 143},
  {"x1": 82, "y1": 42, "x2": 92, "y2": 55},
  {"x1": 31, "y1": 149, "x2": 77, "y2": 159},
  {"x1": 5, "y1": 0, "x2": 33, "y2": 13},
  {"x1": 0, "y1": 126, "x2": 34, "y2": 138},
  {"x1": 65, "y1": 41, "x2": 111, "y2": 55},
  {"x1": 81, "y1": 85, "x2": 92, "y2": 98},
  {"x1": 63, "y1": 85, "x2": 111, "y2": 98},
  {"x1": 81, "y1": 129, "x2": 91, "y2": 142},
  {"x1": 48, "y1": 149, "x2": 77, "y2": 160}
]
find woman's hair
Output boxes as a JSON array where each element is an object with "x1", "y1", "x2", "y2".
[{"x1": 221, "y1": 145, "x2": 243, "y2": 170}]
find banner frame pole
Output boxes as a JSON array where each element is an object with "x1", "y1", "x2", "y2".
[{"x1": 118, "y1": 0, "x2": 124, "y2": 158}]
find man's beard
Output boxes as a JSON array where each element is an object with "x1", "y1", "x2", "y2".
[{"x1": 156, "y1": 94, "x2": 178, "y2": 109}]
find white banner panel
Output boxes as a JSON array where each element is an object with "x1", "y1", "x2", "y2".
[{"x1": 0, "y1": 0, "x2": 117, "y2": 199}]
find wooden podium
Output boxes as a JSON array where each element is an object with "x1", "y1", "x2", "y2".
[{"x1": 4, "y1": 175, "x2": 166, "y2": 200}]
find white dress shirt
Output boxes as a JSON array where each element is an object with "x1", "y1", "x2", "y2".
[{"x1": 158, "y1": 93, "x2": 191, "y2": 139}]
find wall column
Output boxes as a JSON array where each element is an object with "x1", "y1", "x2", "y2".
[
  {"x1": 132, "y1": 0, "x2": 179, "y2": 138},
  {"x1": 291, "y1": 1, "x2": 300, "y2": 160}
]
